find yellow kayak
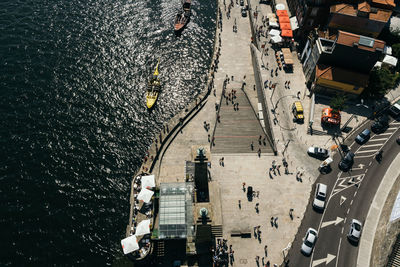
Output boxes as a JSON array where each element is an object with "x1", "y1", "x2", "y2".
[{"x1": 146, "y1": 59, "x2": 161, "y2": 109}]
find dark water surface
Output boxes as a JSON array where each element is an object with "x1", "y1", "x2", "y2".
[{"x1": 0, "y1": 0, "x2": 215, "y2": 265}]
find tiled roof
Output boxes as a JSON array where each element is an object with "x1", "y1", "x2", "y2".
[
  {"x1": 371, "y1": 0, "x2": 395, "y2": 9},
  {"x1": 330, "y1": 3, "x2": 392, "y2": 22},
  {"x1": 336, "y1": 30, "x2": 385, "y2": 52},
  {"x1": 316, "y1": 64, "x2": 369, "y2": 87}
]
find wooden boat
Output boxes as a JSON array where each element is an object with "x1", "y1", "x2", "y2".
[
  {"x1": 146, "y1": 60, "x2": 161, "y2": 109},
  {"x1": 174, "y1": 0, "x2": 191, "y2": 33}
]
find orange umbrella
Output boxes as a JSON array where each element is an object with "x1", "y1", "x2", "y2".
[
  {"x1": 276, "y1": 10, "x2": 288, "y2": 17},
  {"x1": 279, "y1": 16, "x2": 290, "y2": 23},
  {"x1": 281, "y1": 29, "x2": 293, "y2": 37},
  {"x1": 280, "y1": 23, "x2": 291, "y2": 30}
]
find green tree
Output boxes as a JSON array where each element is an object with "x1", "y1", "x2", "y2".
[
  {"x1": 365, "y1": 67, "x2": 397, "y2": 97},
  {"x1": 330, "y1": 94, "x2": 347, "y2": 112}
]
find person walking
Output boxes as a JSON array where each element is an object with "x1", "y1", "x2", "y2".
[
  {"x1": 264, "y1": 245, "x2": 268, "y2": 257},
  {"x1": 251, "y1": 141, "x2": 254, "y2": 151},
  {"x1": 238, "y1": 200, "x2": 241, "y2": 209},
  {"x1": 270, "y1": 217, "x2": 274, "y2": 227},
  {"x1": 242, "y1": 182, "x2": 246, "y2": 192},
  {"x1": 258, "y1": 148, "x2": 261, "y2": 158}
]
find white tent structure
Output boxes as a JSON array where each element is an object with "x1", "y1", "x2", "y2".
[
  {"x1": 135, "y1": 219, "x2": 151, "y2": 236},
  {"x1": 271, "y1": 35, "x2": 283, "y2": 43},
  {"x1": 268, "y1": 21, "x2": 279, "y2": 28},
  {"x1": 276, "y1": 3, "x2": 285, "y2": 10},
  {"x1": 137, "y1": 188, "x2": 154, "y2": 203},
  {"x1": 141, "y1": 175, "x2": 155, "y2": 189},
  {"x1": 269, "y1": 29, "x2": 281, "y2": 36},
  {"x1": 383, "y1": 55, "x2": 398, "y2": 67},
  {"x1": 121, "y1": 235, "x2": 139, "y2": 254}
]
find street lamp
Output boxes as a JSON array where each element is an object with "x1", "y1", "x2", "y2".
[{"x1": 356, "y1": 99, "x2": 369, "y2": 109}]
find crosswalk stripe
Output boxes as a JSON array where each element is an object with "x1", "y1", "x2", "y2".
[
  {"x1": 356, "y1": 149, "x2": 378, "y2": 154},
  {"x1": 362, "y1": 144, "x2": 383, "y2": 148},
  {"x1": 369, "y1": 138, "x2": 387, "y2": 142}
]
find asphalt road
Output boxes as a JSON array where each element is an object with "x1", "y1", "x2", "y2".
[{"x1": 285, "y1": 117, "x2": 400, "y2": 267}]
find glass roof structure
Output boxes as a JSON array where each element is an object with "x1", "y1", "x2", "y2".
[{"x1": 158, "y1": 182, "x2": 194, "y2": 239}]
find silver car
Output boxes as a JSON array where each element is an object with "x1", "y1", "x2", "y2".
[
  {"x1": 313, "y1": 183, "x2": 327, "y2": 210},
  {"x1": 301, "y1": 228, "x2": 318, "y2": 256},
  {"x1": 347, "y1": 219, "x2": 362, "y2": 242}
]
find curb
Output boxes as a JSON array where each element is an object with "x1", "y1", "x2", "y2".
[{"x1": 357, "y1": 154, "x2": 400, "y2": 267}]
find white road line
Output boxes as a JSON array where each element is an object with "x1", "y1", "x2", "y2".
[
  {"x1": 388, "y1": 127, "x2": 398, "y2": 130},
  {"x1": 369, "y1": 138, "x2": 388, "y2": 142},
  {"x1": 365, "y1": 169, "x2": 368, "y2": 173},
  {"x1": 368, "y1": 161, "x2": 372, "y2": 166},
  {"x1": 375, "y1": 132, "x2": 395, "y2": 136},
  {"x1": 350, "y1": 199, "x2": 353, "y2": 205},
  {"x1": 362, "y1": 144, "x2": 384, "y2": 148},
  {"x1": 341, "y1": 227, "x2": 344, "y2": 234},
  {"x1": 354, "y1": 191, "x2": 357, "y2": 197},
  {"x1": 347, "y1": 208, "x2": 350, "y2": 214},
  {"x1": 344, "y1": 218, "x2": 347, "y2": 224},
  {"x1": 356, "y1": 149, "x2": 378, "y2": 154},
  {"x1": 335, "y1": 238, "x2": 342, "y2": 267}
]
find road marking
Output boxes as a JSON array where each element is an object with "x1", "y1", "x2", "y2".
[
  {"x1": 350, "y1": 164, "x2": 365, "y2": 171},
  {"x1": 388, "y1": 127, "x2": 398, "y2": 130},
  {"x1": 312, "y1": 253, "x2": 336, "y2": 267},
  {"x1": 376, "y1": 132, "x2": 394, "y2": 136},
  {"x1": 356, "y1": 149, "x2": 379, "y2": 154},
  {"x1": 341, "y1": 227, "x2": 344, "y2": 234},
  {"x1": 344, "y1": 218, "x2": 347, "y2": 224},
  {"x1": 340, "y1": 196, "x2": 346, "y2": 206},
  {"x1": 369, "y1": 138, "x2": 387, "y2": 142},
  {"x1": 365, "y1": 168, "x2": 368, "y2": 173},
  {"x1": 350, "y1": 199, "x2": 353, "y2": 205},
  {"x1": 369, "y1": 161, "x2": 372, "y2": 166},
  {"x1": 347, "y1": 208, "x2": 350, "y2": 214},
  {"x1": 321, "y1": 217, "x2": 344, "y2": 228},
  {"x1": 362, "y1": 143, "x2": 384, "y2": 148},
  {"x1": 354, "y1": 191, "x2": 357, "y2": 197},
  {"x1": 335, "y1": 239, "x2": 342, "y2": 267}
]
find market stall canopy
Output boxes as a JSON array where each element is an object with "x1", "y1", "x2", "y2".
[
  {"x1": 383, "y1": 55, "x2": 398, "y2": 66},
  {"x1": 281, "y1": 29, "x2": 293, "y2": 37},
  {"x1": 121, "y1": 235, "x2": 139, "y2": 254},
  {"x1": 137, "y1": 188, "x2": 154, "y2": 203},
  {"x1": 290, "y1": 16, "x2": 299, "y2": 30},
  {"x1": 269, "y1": 21, "x2": 279, "y2": 28},
  {"x1": 135, "y1": 219, "x2": 151, "y2": 236},
  {"x1": 278, "y1": 16, "x2": 290, "y2": 23},
  {"x1": 269, "y1": 29, "x2": 281, "y2": 36},
  {"x1": 141, "y1": 175, "x2": 155, "y2": 189},
  {"x1": 276, "y1": 4, "x2": 285, "y2": 10},
  {"x1": 276, "y1": 10, "x2": 288, "y2": 17},
  {"x1": 271, "y1": 35, "x2": 283, "y2": 43},
  {"x1": 280, "y1": 23, "x2": 291, "y2": 30},
  {"x1": 282, "y1": 48, "x2": 294, "y2": 64}
]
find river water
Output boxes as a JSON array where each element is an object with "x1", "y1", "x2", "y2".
[{"x1": 0, "y1": 0, "x2": 216, "y2": 265}]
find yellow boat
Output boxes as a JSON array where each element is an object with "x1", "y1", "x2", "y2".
[{"x1": 146, "y1": 59, "x2": 161, "y2": 109}]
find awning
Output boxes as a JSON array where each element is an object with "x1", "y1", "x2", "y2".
[
  {"x1": 280, "y1": 23, "x2": 291, "y2": 30},
  {"x1": 384, "y1": 45, "x2": 392, "y2": 55},
  {"x1": 279, "y1": 16, "x2": 290, "y2": 23},
  {"x1": 141, "y1": 175, "x2": 155, "y2": 189},
  {"x1": 271, "y1": 35, "x2": 283, "y2": 43},
  {"x1": 276, "y1": 3, "x2": 285, "y2": 10},
  {"x1": 276, "y1": 10, "x2": 288, "y2": 17},
  {"x1": 135, "y1": 219, "x2": 151, "y2": 236},
  {"x1": 374, "y1": 61, "x2": 382, "y2": 68},
  {"x1": 121, "y1": 235, "x2": 139, "y2": 254},
  {"x1": 269, "y1": 21, "x2": 279, "y2": 28},
  {"x1": 281, "y1": 29, "x2": 293, "y2": 37},
  {"x1": 269, "y1": 29, "x2": 281, "y2": 36},
  {"x1": 290, "y1": 16, "x2": 299, "y2": 30},
  {"x1": 137, "y1": 188, "x2": 154, "y2": 203},
  {"x1": 383, "y1": 55, "x2": 398, "y2": 66}
]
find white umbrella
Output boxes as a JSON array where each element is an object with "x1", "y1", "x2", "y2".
[
  {"x1": 269, "y1": 21, "x2": 279, "y2": 28},
  {"x1": 276, "y1": 4, "x2": 285, "y2": 10},
  {"x1": 141, "y1": 174, "x2": 155, "y2": 189},
  {"x1": 121, "y1": 235, "x2": 139, "y2": 254},
  {"x1": 137, "y1": 188, "x2": 154, "y2": 203},
  {"x1": 135, "y1": 219, "x2": 151, "y2": 236},
  {"x1": 269, "y1": 29, "x2": 281, "y2": 36},
  {"x1": 383, "y1": 55, "x2": 398, "y2": 67},
  {"x1": 271, "y1": 35, "x2": 283, "y2": 43}
]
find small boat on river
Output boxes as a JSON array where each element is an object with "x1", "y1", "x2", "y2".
[
  {"x1": 174, "y1": 0, "x2": 191, "y2": 34},
  {"x1": 146, "y1": 59, "x2": 161, "y2": 109}
]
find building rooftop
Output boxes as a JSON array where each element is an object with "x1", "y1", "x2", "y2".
[
  {"x1": 371, "y1": 0, "x2": 395, "y2": 9},
  {"x1": 316, "y1": 64, "x2": 369, "y2": 87},
  {"x1": 330, "y1": 3, "x2": 392, "y2": 22},
  {"x1": 336, "y1": 30, "x2": 385, "y2": 52}
]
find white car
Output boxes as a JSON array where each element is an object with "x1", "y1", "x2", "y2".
[
  {"x1": 307, "y1": 147, "x2": 330, "y2": 159},
  {"x1": 301, "y1": 228, "x2": 318, "y2": 256},
  {"x1": 347, "y1": 219, "x2": 362, "y2": 242},
  {"x1": 313, "y1": 183, "x2": 327, "y2": 210}
]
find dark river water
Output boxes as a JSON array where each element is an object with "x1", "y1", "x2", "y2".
[{"x1": 0, "y1": 0, "x2": 216, "y2": 265}]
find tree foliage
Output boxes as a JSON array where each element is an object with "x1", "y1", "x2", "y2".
[
  {"x1": 330, "y1": 94, "x2": 347, "y2": 112},
  {"x1": 365, "y1": 67, "x2": 398, "y2": 97}
]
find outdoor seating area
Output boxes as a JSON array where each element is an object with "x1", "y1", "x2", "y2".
[{"x1": 121, "y1": 174, "x2": 156, "y2": 258}]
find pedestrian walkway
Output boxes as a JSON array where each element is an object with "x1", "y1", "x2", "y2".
[{"x1": 213, "y1": 86, "x2": 272, "y2": 154}]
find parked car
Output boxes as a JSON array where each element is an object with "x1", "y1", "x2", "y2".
[
  {"x1": 240, "y1": 0, "x2": 244, "y2": 6},
  {"x1": 313, "y1": 183, "x2": 327, "y2": 210},
  {"x1": 241, "y1": 7, "x2": 247, "y2": 17},
  {"x1": 347, "y1": 219, "x2": 362, "y2": 243},
  {"x1": 301, "y1": 228, "x2": 318, "y2": 256},
  {"x1": 355, "y1": 128, "x2": 371, "y2": 144},
  {"x1": 388, "y1": 102, "x2": 400, "y2": 118},
  {"x1": 338, "y1": 151, "x2": 355, "y2": 171},
  {"x1": 371, "y1": 116, "x2": 389, "y2": 133},
  {"x1": 307, "y1": 147, "x2": 330, "y2": 159},
  {"x1": 247, "y1": 186, "x2": 253, "y2": 201}
]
